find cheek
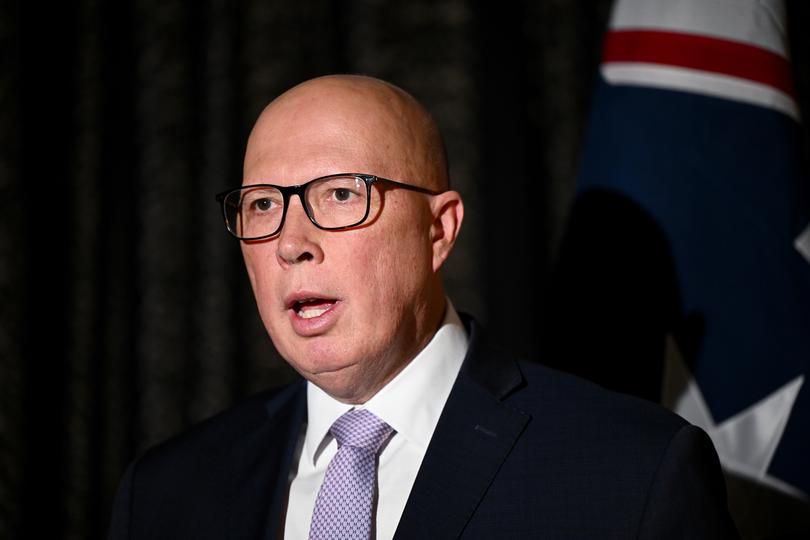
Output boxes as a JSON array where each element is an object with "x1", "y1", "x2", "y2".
[
  {"x1": 242, "y1": 247, "x2": 263, "y2": 293},
  {"x1": 241, "y1": 246, "x2": 279, "y2": 317},
  {"x1": 354, "y1": 226, "x2": 431, "y2": 311},
  {"x1": 242, "y1": 251, "x2": 258, "y2": 290}
]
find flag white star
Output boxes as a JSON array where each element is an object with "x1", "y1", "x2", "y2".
[{"x1": 662, "y1": 336, "x2": 805, "y2": 498}]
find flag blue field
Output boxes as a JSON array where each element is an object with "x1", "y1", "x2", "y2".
[{"x1": 576, "y1": 0, "x2": 810, "y2": 499}]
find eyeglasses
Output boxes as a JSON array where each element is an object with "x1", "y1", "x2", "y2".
[{"x1": 215, "y1": 173, "x2": 442, "y2": 240}]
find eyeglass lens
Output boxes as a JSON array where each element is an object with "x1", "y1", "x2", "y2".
[{"x1": 223, "y1": 175, "x2": 371, "y2": 239}]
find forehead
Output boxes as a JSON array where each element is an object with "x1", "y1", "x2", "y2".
[
  {"x1": 243, "y1": 84, "x2": 418, "y2": 186},
  {"x1": 245, "y1": 124, "x2": 389, "y2": 185}
]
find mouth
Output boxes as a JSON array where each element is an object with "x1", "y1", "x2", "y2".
[{"x1": 287, "y1": 295, "x2": 339, "y2": 320}]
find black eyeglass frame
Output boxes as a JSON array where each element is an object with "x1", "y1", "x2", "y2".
[{"x1": 215, "y1": 173, "x2": 442, "y2": 241}]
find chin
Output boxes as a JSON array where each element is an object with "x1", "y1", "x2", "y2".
[
  {"x1": 310, "y1": 368, "x2": 371, "y2": 403},
  {"x1": 286, "y1": 347, "x2": 358, "y2": 381}
]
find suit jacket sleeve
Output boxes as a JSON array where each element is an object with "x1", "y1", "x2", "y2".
[
  {"x1": 638, "y1": 424, "x2": 739, "y2": 539},
  {"x1": 108, "y1": 461, "x2": 136, "y2": 540}
]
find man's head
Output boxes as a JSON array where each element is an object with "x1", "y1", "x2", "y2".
[{"x1": 240, "y1": 75, "x2": 464, "y2": 404}]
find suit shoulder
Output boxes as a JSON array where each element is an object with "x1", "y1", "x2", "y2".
[
  {"x1": 499, "y1": 360, "x2": 712, "y2": 511},
  {"x1": 109, "y1": 381, "x2": 305, "y2": 538},
  {"x1": 135, "y1": 381, "x2": 303, "y2": 471},
  {"x1": 513, "y1": 359, "x2": 689, "y2": 444}
]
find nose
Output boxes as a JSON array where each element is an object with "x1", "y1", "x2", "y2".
[{"x1": 276, "y1": 194, "x2": 324, "y2": 266}]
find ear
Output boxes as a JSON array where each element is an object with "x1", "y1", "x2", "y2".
[{"x1": 429, "y1": 190, "x2": 464, "y2": 273}]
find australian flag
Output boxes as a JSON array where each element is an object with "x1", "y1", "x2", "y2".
[{"x1": 557, "y1": 0, "x2": 810, "y2": 512}]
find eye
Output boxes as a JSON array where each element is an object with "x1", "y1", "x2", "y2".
[
  {"x1": 244, "y1": 192, "x2": 282, "y2": 213},
  {"x1": 332, "y1": 188, "x2": 354, "y2": 202},
  {"x1": 253, "y1": 198, "x2": 274, "y2": 211}
]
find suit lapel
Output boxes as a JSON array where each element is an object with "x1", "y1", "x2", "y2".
[
  {"x1": 228, "y1": 380, "x2": 306, "y2": 540},
  {"x1": 394, "y1": 317, "x2": 531, "y2": 539}
]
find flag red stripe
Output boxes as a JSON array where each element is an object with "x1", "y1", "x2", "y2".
[{"x1": 603, "y1": 30, "x2": 795, "y2": 98}]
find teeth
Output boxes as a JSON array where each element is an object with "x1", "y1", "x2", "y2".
[{"x1": 298, "y1": 307, "x2": 328, "y2": 319}]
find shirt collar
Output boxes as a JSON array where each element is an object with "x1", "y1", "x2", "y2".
[{"x1": 303, "y1": 301, "x2": 469, "y2": 466}]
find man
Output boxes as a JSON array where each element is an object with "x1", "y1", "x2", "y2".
[{"x1": 109, "y1": 75, "x2": 738, "y2": 539}]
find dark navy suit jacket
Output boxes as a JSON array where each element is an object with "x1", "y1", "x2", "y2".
[{"x1": 109, "y1": 317, "x2": 739, "y2": 539}]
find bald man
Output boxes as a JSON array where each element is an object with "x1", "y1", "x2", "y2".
[{"x1": 109, "y1": 75, "x2": 738, "y2": 539}]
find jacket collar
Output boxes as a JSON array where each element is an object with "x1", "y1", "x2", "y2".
[{"x1": 394, "y1": 315, "x2": 531, "y2": 539}]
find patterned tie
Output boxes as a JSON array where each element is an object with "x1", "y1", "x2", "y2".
[{"x1": 308, "y1": 408, "x2": 395, "y2": 540}]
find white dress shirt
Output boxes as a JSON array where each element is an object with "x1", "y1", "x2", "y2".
[{"x1": 283, "y1": 302, "x2": 469, "y2": 540}]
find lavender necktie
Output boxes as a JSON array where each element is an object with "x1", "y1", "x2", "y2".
[{"x1": 308, "y1": 408, "x2": 394, "y2": 540}]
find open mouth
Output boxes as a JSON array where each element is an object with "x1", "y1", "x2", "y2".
[{"x1": 291, "y1": 298, "x2": 337, "y2": 319}]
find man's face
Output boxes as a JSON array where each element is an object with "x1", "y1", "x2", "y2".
[{"x1": 240, "y1": 82, "x2": 451, "y2": 403}]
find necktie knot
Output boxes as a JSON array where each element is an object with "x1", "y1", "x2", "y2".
[{"x1": 330, "y1": 408, "x2": 393, "y2": 453}]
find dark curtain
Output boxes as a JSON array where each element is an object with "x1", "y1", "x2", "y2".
[{"x1": 1, "y1": 1, "x2": 808, "y2": 539}]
